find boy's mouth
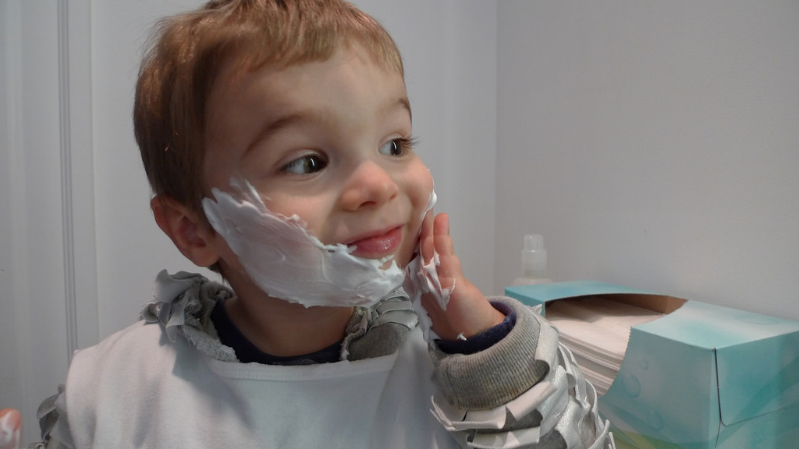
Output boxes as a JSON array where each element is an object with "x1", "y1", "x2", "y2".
[{"x1": 346, "y1": 225, "x2": 403, "y2": 258}]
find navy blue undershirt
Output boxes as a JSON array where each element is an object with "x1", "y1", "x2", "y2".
[{"x1": 211, "y1": 300, "x2": 515, "y2": 365}]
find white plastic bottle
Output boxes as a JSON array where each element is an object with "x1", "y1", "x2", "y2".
[{"x1": 511, "y1": 234, "x2": 552, "y2": 286}]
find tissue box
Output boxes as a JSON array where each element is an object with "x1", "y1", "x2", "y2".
[{"x1": 505, "y1": 281, "x2": 799, "y2": 449}]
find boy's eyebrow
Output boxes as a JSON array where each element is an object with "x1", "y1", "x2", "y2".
[
  {"x1": 245, "y1": 110, "x2": 328, "y2": 154},
  {"x1": 245, "y1": 97, "x2": 412, "y2": 154},
  {"x1": 392, "y1": 97, "x2": 412, "y2": 122}
]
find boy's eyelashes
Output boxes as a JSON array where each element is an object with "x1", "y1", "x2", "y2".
[
  {"x1": 379, "y1": 136, "x2": 417, "y2": 157},
  {"x1": 280, "y1": 137, "x2": 418, "y2": 175},
  {"x1": 282, "y1": 154, "x2": 327, "y2": 174}
]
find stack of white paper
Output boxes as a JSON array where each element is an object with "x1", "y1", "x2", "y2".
[{"x1": 546, "y1": 297, "x2": 663, "y2": 396}]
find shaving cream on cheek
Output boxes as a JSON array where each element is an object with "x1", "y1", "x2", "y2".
[{"x1": 202, "y1": 178, "x2": 406, "y2": 308}]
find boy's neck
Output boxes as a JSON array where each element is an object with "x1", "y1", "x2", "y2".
[{"x1": 223, "y1": 285, "x2": 353, "y2": 358}]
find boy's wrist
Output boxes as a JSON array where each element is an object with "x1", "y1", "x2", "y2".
[{"x1": 435, "y1": 302, "x2": 515, "y2": 355}]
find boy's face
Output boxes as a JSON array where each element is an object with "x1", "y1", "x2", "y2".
[{"x1": 202, "y1": 44, "x2": 433, "y2": 274}]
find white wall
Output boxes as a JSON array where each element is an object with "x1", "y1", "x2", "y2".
[
  {"x1": 495, "y1": 1, "x2": 799, "y2": 321},
  {"x1": 1, "y1": 2, "x2": 82, "y2": 445}
]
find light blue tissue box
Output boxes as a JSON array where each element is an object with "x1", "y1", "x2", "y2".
[{"x1": 505, "y1": 281, "x2": 799, "y2": 449}]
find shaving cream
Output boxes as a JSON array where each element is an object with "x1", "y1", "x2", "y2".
[
  {"x1": 203, "y1": 178, "x2": 410, "y2": 308},
  {"x1": 404, "y1": 251, "x2": 454, "y2": 341}
]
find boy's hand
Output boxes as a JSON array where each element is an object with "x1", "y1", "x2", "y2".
[{"x1": 417, "y1": 212, "x2": 505, "y2": 341}]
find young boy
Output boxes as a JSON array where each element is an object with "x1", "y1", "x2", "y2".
[{"x1": 35, "y1": 1, "x2": 614, "y2": 448}]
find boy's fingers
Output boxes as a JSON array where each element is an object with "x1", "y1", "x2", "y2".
[
  {"x1": 433, "y1": 214, "x2": 454, "y2": 256},
  {"x1": 420, "y1": 210, "x2": 435, "y2": 264},
  {"x1": 436, "y1": 254, "x2": 461, "y2": 290},
  {"x1": 430, "y1": 214, "x2": 462, "y2": 290},
  {"x1": 433, "y1": 213, "x2": 449, "y2": 237}
]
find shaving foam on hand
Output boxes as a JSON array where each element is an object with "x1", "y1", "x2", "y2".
[
  {"x1": 402, "y1": 188, "x2": 454, "y2": 341},
  {"x1": 408, "y1": 251, "x2": 454, "y2": 311},
  {"x1": 403, "y1": 250, "x2": 454, "y2": 342},
  {"x1": 202, "y1": 178, "x2": 405, "y2": 308}
]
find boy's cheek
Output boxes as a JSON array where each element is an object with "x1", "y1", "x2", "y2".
[
  {"x1": 409, "y1": 162, "x2": 435, "y2": 206},
  {"x1": 209, "y1": 233, "x2": 248, "y2": 276},
  {"x1": 395, "y1": 239, "x2": 419, "y2": 270},
  {"x1": 396, "y1": 175, "x2": 434, "y2": 269}
]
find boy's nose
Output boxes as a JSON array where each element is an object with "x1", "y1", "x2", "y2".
[{"x1": 339, "y1": 161, "x2": 399, "y2": 211}]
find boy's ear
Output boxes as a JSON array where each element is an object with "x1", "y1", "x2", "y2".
[{"x1": 150, "y1": 196, "x2": 220, "y2": 268}]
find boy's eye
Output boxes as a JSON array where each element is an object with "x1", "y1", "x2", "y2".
[
  {"x1": 379, "y1": 138, "x2": 412, "y2": 157},
  {"x1": 282, "y1": 154, "x2": 327, "y2": 174}
]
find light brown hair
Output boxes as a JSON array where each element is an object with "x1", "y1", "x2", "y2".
[{"x1": 134, "y1": 0, "x2": 404, "y2": 224}]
